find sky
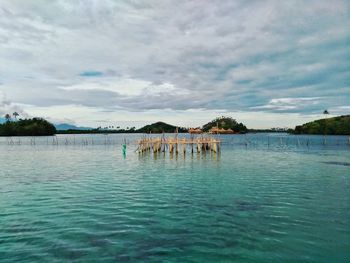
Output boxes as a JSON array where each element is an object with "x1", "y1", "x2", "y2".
[{"x1": 0, "y1": 0, "x2": 349, "y2": 129}]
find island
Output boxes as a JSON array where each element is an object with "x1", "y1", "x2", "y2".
[
  {"x1": 0, "y1": 117, "x2": 56, "y2": 136},
  {"x1": 56, "y1": 121, "x2": 187, "y2": 134},
  {"x1": 3, "y1": 114, "x2": 348, "y2": 136},
  {"x1": 57, "y1": 118, "x2": 247, "y2": 134},
  {"x1": 202, "y1": 116, "x2": 248, "y2": 134},
  {"x1": 293, "y1": 115, "x2": 350, "y2": 135},
  {"x1": 136, "y1": 122, "x2": 187, "y2": 133}
]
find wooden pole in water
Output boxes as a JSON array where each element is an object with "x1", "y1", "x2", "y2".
[
  {"x1": 169, "y1": 142, "x2": 173, "y2": 153},
  {"x1": 153, "y1": 139, "x2": 158, "y2": 153},
  {"x1": 191, "y1": 134, "x2": 194, "y2": 154},
  {"x1": 197, "y1": 140, "x2": 201, "y2": 153},
  {"x1": 212, "y1": 140, "x2": 217, "y2": 153}
]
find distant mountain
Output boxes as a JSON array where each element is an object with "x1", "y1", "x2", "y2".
[
  {"x1": 55, "y1": 123, "x2": 92, "y2": 131},
  {"x1": 294, "y1": 115, "x2": 350, "y2": 135},
  {"x1": 137, "y1": 122, "x2": 187, "y2": 133}
]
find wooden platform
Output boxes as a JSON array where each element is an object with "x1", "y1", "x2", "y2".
[{"x1": 137, "y1": 136, "x2": 221, "y2": 154}]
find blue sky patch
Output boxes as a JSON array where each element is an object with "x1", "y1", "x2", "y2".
[{"x1": 79, "y1": 71, "x2": 104, "y2": 77}]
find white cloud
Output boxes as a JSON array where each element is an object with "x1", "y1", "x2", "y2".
[
  {"x1": 251, "y1": 97, "x2": 321, "y2": 111},
  {"x1": 0, "y1": 91, "x2": 28, "y2": 117},
  {"x1": 60, "y1": 77, "x2": 189, "y2": 96},
  {"x1": 0, "y1": 0, "x2": 349, "y2": 127}
]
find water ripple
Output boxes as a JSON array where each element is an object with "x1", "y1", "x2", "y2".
[{"x1": 0, "y1": 134, "x2": 349, "y2": 262}]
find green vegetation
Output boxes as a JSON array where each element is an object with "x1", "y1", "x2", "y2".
[
  {"x1": 2, "y1": 114, "x2": 348, "y2": 136},
  {"x1": 137, "y1": 122, "x2": 187, "y2": 133},
  {"x1": 57, "y1": 122, "x2": 187, "y2": 134},
  {"x1": 294, "y1": 115, "x2": 350, "y2": 135},
  {"x1": 202, "y1": 116, "x2": 248, "y2": 133},
  {"x1": 0, "y1": 117, "x2": 56, "y2": 136},
  {"x1": 59, "y1": 118, "x2": 247, "y2": 134}
]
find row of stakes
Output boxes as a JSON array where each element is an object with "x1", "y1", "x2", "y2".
[
  {"x1": 3, "y1": 136, "x2": 350, "y2": 147},
  {"x1": 5, "y1": 137, "x2": 127, "y2": 146},
  {"x1": 136, "y1": 137, "x2": 221, "y2": 154}
]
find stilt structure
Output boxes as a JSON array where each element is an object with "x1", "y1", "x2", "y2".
[{"x1": 136, "y1": 135, "x2": 221, "y2": 155}]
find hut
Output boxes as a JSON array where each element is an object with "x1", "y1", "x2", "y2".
[
  {"x1": 189, "y1": 128, "x2": 203, "y2": 134},
  {"x1": 209, "y1": 127, "x2": 234, "y2": 134}
]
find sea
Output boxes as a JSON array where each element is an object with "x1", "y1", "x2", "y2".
[{"x1": 0, "y1": 133, "x2": 349, "y2": 262}]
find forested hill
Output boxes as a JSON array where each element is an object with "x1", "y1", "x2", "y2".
[
  {"x1": 294, "y1": 115, "x2": 350, "y2": 135},
  {"x1": 137, "y1": 122, "x2": 187, "y2": 133},
  {"x1": 202, "y1": 116, "x2": 248, "y2": 133},
  {"x1": 0, "y1": 118, "x2": 57, "y2": 136}
]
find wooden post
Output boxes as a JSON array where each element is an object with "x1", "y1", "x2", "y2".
[{"x1": 212, "y1": 142, "x2": 216, "y2": 153}]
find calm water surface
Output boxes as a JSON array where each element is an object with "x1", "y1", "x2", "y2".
[{"x1": 0, "y1": 134, "x2": 349, "y2": 262}]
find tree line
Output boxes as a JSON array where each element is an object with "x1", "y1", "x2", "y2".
[{"x1": 0, "y1": 113, "x2": 56, "y2": 136}]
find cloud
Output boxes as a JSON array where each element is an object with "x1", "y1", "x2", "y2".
[
  {"x1": 0, "y1": 91, "x2": 28, "y2": 117},
  {"x1": 0, "y1": 0, "x2": 349, "y2": 127},
  {"x1": 329, "y1": 105, "x2": 350, "y2": 115},
  {"x1": 60, "y1": 77, "x2": 189, "y2": 97},
  {"x1": 251, "y1": 97, "x2": 321, "y2": 112}
]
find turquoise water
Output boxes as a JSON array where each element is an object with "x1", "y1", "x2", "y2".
[{"x1": 0, "y1": 134, "x2": 349, "y2": 262}]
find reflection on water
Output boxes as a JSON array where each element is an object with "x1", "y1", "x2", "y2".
[
  {"x1": 138, "y1": 149, "x2": 221, "y2": 162},
  {"x1": 0, "y1": 134, "x2": 349, "y2": 262}
]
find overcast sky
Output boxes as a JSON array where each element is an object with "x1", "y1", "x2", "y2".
[{"x1": 0, "y1": 0, "x2": 349, "y2": 128}]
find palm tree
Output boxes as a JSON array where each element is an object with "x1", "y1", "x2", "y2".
[
  {"x1": 4, "y1": 113, "x2": 11, "y2": 122},
  {"x1": 13, "y1": 112, "x2": 19, "y2": 120}
]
